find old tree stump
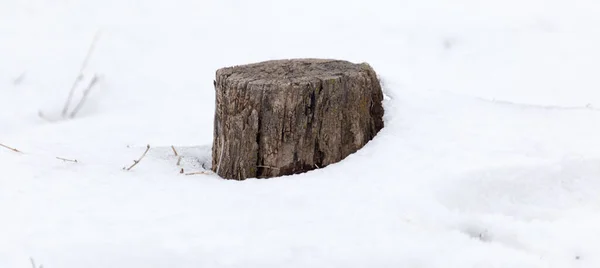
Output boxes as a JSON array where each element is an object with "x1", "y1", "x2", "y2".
[{"x1": 212, "y1": 59, "x2": 384, "y2": 180}]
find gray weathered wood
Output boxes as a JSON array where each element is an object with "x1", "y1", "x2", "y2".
[{"x1": 212, "y1": 59, "x2": 384, "y2": 180}]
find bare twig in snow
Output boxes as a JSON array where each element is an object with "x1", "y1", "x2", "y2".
[
  {"x1": 185, "y1": 171, "x2": 210, "y2": 176},
  {"x1": 124, "y1": 144, "x2": 150, "y2": 171},
  {"x1": 176, "y1": 156, "x2": 182, "y2": 166},
  {"x1": 171, "y1": 145, "x2": 179, "y2": 156},
  {"x1": 0, "y1": 143, "x2": 22, "y2": 153},
  {"x1": 62, "y1": 30, "x2": 101, "y2": 117},
  {"x1": 180, "y1": 168, "x2": 184, "y2": 174},
  {"x1": 69, "y1": 75, "x2": 99, "y2": 118},
  {"x1": 56, "y1": 156, "x2": 78, "y2": 163},
  {"x1": 30, "y1": 257, "x2": 43, "y2": 268}
]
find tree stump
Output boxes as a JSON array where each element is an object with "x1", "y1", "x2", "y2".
[{"x1": 212, "y1": 59, "x2": 384, "y2": 180}]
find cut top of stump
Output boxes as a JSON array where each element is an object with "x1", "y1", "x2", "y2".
[{"x1": 216, "y1": 59, "x2": 374, "y2": 85}]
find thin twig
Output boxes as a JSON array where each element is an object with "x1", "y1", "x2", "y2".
[
  {"x1": 0, "y1": 143, "x2": 22, "y2": 153},
  {"x1": 171, "y1": 145, "x2": 179, "y2": 156},
  {"x1": 69, "y1": 75, "x2": 99, "y2": 118},
  {"x1": 185, "y1": 171, "x2": 210, "y2": 176},
  {"x1": 314, "y1": 164, "x2": 320, "y2": 168},
  {"x1": 62, "y1": 30, "x2": 101, "y2": 117},
  {"x1": 176, "y1": 156, "x2": 182, "y2": 166},
  {"x1": 29, "y1": 257, "x2": 42, "y2": 268},
  {"x1": 124, "y1": 144, "x2": 150, "y2": 171},
  {"x1": 56, "y1": 156, "x2": 78, "y2": 163}
]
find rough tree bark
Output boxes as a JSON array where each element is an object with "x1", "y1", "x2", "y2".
[{"x1": 212, "y1": 59, "x2": 384, "y2": 180}]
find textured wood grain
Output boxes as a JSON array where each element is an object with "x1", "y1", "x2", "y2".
[{"x1": 212, "y1": 59, "x2": 384, "y2": 180}]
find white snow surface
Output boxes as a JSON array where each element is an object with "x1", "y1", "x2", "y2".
[{"x1": 3, "y1": 0, "x2": 600, "y2": 267}]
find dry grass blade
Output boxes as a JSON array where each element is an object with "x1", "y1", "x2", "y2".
[
  {"x1": 124, "y1": 144, "x2": 150, "y2": 171},
  {"x1": 0, "y1": 143, "x2": 22, "y2": 153},
  {"x1": 171, "y1": 145, "x2": 179, "y2": 156},
  {"x1": 29, "y1": 257, "x2": 43, "y2": 268},
  {"x1": 62, "y1": 30, "x2": 101, "y2": 117},
  {"x1": 56, "y1": 156, "x2": 78, "y2": 163},
  {"x1": 185, "y1": 171, "x2": 210, "y2": 176},
  {"x1": 69, "y1": 75, "x2": 99, "y2": 118}
]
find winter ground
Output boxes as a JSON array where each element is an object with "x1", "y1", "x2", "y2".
[{"x1": 2, "y1": 0, "x2": 600, "y2": 267}]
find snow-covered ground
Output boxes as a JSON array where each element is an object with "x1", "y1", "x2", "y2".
[{"x1": 3, "y1": 0, "x2": 600, "y2": 267}]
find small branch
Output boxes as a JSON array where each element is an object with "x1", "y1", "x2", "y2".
[
  {"x1": 0, "y1": 143, "x2": 22, "y2": 153},
  {"x1": 69, "y1": 75, "x2": 99, "y2": 118},
  {"x1": 62, "y1": 30, "x2": 102, "y2": 118},
  {"x1": 124, "y1": 144, "x2": 150, "y2": 171},
  {"x1": 56, "y1": 156, "x2": 78, "y2": 163},
  {"x1": 185, "y1": 171, "x2": 210, "y2": 176},
  {"x1": 171, "y1": 145, "x2": 179, "y2": 156},
  {"x1": 176, "y1": 156, "x2": 182, "y2": 166}
]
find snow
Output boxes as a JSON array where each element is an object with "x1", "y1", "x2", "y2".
[{"x1": 2, "y1": 0, "x2": 600, "y2": 267}]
